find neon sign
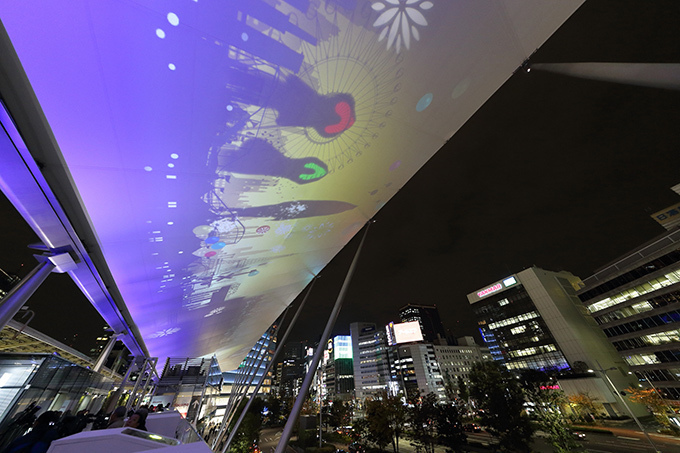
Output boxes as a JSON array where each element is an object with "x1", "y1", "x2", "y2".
[{"x1": 477, "y1": 283, "x2": 502, "y2": 298}]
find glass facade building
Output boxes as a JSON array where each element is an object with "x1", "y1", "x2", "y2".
[
  {"x1": 468, "y1": 267, "x2": 630, "y2": 378},
  {"x1": 0, "y1": 353, "x2": 114, "y2": 448},
  {"x1": 350, "y1": 322, "x2": 393, "y2": 400},
  {"x1": 470, "y1": 282, "x2": 570, "y2": 372},
  {"x1": 578, "y1": 228, "x2": 680, "y2": 402}
]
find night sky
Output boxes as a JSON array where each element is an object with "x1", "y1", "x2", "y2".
[{"x1": 2, "y1": 0, "x2": 680, "y2": 357}]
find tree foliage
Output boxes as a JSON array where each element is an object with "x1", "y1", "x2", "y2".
[
  {"x1": 434, "y1": 402, "x2": 467, "y2": 453},
  {"x1": 408, "y1": 393, "x2": 466, "y2": 453},
  {"x1": 408, "y1": 393, "x2": 439, "y2": 453},
  {"x1": 229, "y1": 397, "x2": 265, "y2": 453},
  {"x1": 469, "y1": 361, "x2": 533, "y2": 452},
  {"x1": 265, "y1": 393, "x2": 284, "y2": 425},
  {"x1": 625, "y1": 386, "x2": 679, "y2": 432},
  {"x1": 566, "y1": 392, "x2": 598, "y2": 422},
  {"x1": 520, "y1": 370, "x2": 580, "y2": 453},
  {"x1": 363, "y1": 392, "x2": 406, "y2": 452},
  {"x1": 456, "y1": 376, "x2": 469, "y2": 403},
  {"x1": 328, "y1": 400, "x2": 352, "y2": 429},
  {"x1": 365, "y1": 398, "x2": 394, "y2": 451}
]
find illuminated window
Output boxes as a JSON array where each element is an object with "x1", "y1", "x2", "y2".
[
  {"x1": 625, "y1": 353, "x2": 661, "y2": 366},
  {"x1": 488, "y1": 311, "x2": 539, "y2": 330},
  {"x1": 587, "y1": 268, "x2": 680, "y2": 313}
]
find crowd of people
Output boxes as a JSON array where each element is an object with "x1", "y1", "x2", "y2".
[{"x1": 0, "y1": 403, "x2": 153, "y2": 453}]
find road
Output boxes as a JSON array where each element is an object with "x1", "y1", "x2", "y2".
[
  {"x1": 260, "y1": 427, "x2": 284, "y2": 453},
  {"x1": 258, "y1": 426, "x2": 680, "y2": 453},
  {"x1": 575, "y1": 429, "x2": 679, "y2": 453}
]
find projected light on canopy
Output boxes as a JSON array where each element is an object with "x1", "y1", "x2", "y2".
[{"x1": 0, "y1": 0, "x2": 583, "y2": 370}]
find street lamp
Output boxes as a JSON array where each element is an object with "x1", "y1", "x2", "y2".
[
  {"x1": 637, "y1": 370, "x2": 680, "y2": 431},
  {"x1": 587, "y1": 364, "x2": 660, "y2": 453}
]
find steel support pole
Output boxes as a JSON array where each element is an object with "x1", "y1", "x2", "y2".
[
  {"x1": 0, "y1": 258, "x2": 55, "y2": 331},
  {"x1": 105, "y1": 358, "x2": 137, "y2": 414},
  {"x1": 595, "y1": 362, "x2": 660, "y2": 453},
  {"x1": 93, "y1": 333, "x2": 121, "y2": 373},
  {"x1": 222, "y1": 278, "x2": 317, "y2": 452},
  {"x1": 127, "y1": 358, "x2": 149, "y2": 413},
  {"x1": 220, "y1": 339, "x2": 272, "y2": 447},
  {"x1": 213, "y1": 330, "x2": 272, "y2": 451},
  {"x1": 275, "y1": 221, "x2": 372, "y2": 453}
]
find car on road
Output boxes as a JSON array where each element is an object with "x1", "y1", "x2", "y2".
[
  {"x1": 463, "y1": 423, "x2": 482, "y2": 432},
  {"x1": 571, "y1": 431, "x2": 586, "y2": 440},
  {"x1": 348, "y1": 442, "x2": 365, "y2": 453}
]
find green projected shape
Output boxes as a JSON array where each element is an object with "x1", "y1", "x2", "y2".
[{"x1": 299, "y1": 162, "x2": 327, "y2": 181}]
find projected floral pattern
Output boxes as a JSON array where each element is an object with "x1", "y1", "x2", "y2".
[
  {"x1": 372, "y1": 0, "x2": 434, "y2": 52},
  {"x1": 1, "y1": 0, "x2": 579, "y2": 369}
]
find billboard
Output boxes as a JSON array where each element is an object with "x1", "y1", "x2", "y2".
[
  {"x1": 333, "y1": 335, "x2": 352, "y2": 360},
  {"x1": 392, "y1": 321, "x2": 424, "y2": 344}
]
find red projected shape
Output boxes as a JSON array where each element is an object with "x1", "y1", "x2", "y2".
[
  {"x1": 256, "y1": 225, "x2": 270, "y2": 234},
  {"x1": 324, "y1": 101, "x2": 355, "y2": 134}
]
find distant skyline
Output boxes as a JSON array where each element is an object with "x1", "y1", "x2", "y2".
[{"x1": 2, "y1": 1, "x2": 680, "y2": 359}]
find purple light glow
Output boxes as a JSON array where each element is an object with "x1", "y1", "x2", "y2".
[{"x1": 0, "y1": 0, "x2": 582, "y2": 370}]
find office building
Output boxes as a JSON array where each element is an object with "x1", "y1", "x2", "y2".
[
  {"x1": 391, "y1": 343, "x2": 446, "y2": 402},
  {"x1": 577, "y1": 227, "x2": 680, "y2": 402},
  {"x1": 319, "y1": 335, "x2": 354, "y2": 401},
  {"x1": 350, "y1": 322, "x2": 393, "y2": 400},
  {"x1": 278, "y1": 340, "x2": 308, "y2": 399},
  {"x1": 469, "y1": 267, "x2": 645, "y2": 417},
  {"x1": 398, "y1": 304, "x2": 448, "y2": 344},
  {"x1": 434, "y1": 336, "x2": 491, "y2": 396}
]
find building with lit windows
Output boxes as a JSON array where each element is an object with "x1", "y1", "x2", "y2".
[
  {"x1": 277, "y1": 340, "x2": 308, "y2": 398},
  {"x1": 321, "y1": 335, "x2": 354, "y2": 400},
  {"x1": 350, "y1": 322, "x2": 393, "y2": 400},
  {"x1": 391, "y1": 343, "x2": 446, "y2": 402},
  {"x1": 433, "y1": 336, "x2": 490, "y2": 395},
  {"x1": 398, "y1": 304, "x2": 448, "y2": 344},
  {"x1": 577, "y1": 227, "x2": 680, "y2": 402},
  {"x1": 469, "y1": 267, "x2": 645, "y2": 417}
]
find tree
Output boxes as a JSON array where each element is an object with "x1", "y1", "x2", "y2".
[
  {"x1": 625, "y1": 386, "x2": 679, "y2": 433},
  {"x1": 520, "y1": 369, "x2": 580, "y2": 453},
  {"x1": 328, "y1": 400, "x2": 351, "y2": 429},
  {"x1": 566, "y1": 392, "x2": 598, "y2": 422},
  {"x1": 382, "y1": 393, "x2": 407, "y2": 453},
  {"x1": 442, "y1": 370, "x2": 457, "y2": 402},
  {"x1": 360, "y1": 392, "x2": 407, "y2": 452},
  {"x1": 469, "y1": 361, "x2": 533, "y2": 452},
  {"x1": 435, "y1": 402, "x2": 467, "y2": 453},
  {"x1": 456, "y1": 376, "x2": 469, "y2": 403},
  {"x1": 408, "y1": 393, "x2": 439, "y2": 453},
  {"x1": 407, "y1": 393, "x2": 466, "y2": 453},
  {"x1": 229, "y1": 397, "x2": 265, "y2": 453},
  {"x1": 364, "y1": 397, "x2": 394, "y2": 451},
  {"x1": 265, "y1": 393, "x2": 284, "y2": 425}
]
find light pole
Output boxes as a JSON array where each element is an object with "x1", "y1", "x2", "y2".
[
  {"x1": 638, "y1": 370, "x2": 680, "y2": 431},
  {"x1": 588, "y1": 365, "x2": 661, "y2": 453}
]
